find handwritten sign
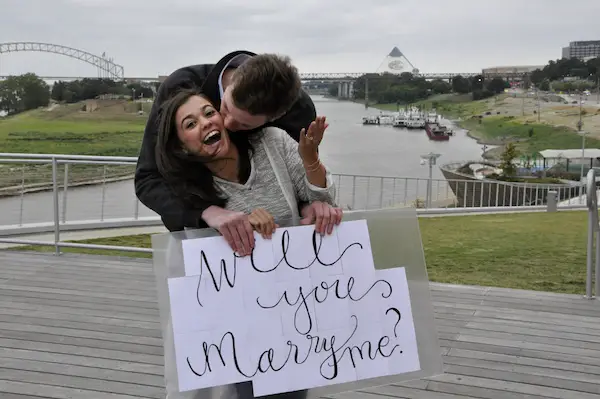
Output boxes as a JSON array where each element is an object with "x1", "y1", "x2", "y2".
[{"x1": 167, "y1": 219, "x2": 421, "y2": 396}]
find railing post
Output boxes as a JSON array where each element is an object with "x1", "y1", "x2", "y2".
[
  {"x1": 19, "y1": 164, "x2": 25, "y2": 226},
  {"x1": 62, "y1": 163, "x2": 69, "y2": 223},
  {"x1": 596, "y1": 230, "x2": 600, "y2": 298},
  {"x1": 546, "y1": 191, "x2": 558, "y2": 212},
  {"x1": 585, "y1": 168, "x2": 597, "y2": 299},
  {"x1": 586, "y1": 210, "x2": 594, "y2": 299},
  {"x1": 100, "y1": 165, "x2": 107, "y2": 221},
  {"x1": 52, "y1": 157, "x2": 60, "y2": 256}
]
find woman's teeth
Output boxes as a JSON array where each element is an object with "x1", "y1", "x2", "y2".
[{"x1": 203, "y1": 130, "x2": 222, "y2": 145}]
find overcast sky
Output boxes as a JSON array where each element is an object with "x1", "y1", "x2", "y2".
[{"x1": 1, "y1": 0, "x2": 599, "y2": 78}]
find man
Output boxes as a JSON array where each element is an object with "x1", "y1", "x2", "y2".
[{"x1": 135, "y1": 51, "x2": 339, "y2": 255}]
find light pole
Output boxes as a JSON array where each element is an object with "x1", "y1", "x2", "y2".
[
  {"x1": 420, "y1": 152, "x2": 441, "y2": 208},
  {"x1": 579, "y1": 131, "x2": 588, "y2": 182}
]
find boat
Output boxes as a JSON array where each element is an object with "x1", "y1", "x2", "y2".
[
  {"x1": 405, "y1": 118, "x2": 426, "y2": 129},
  {"x1": 425, "y1": 122, "x2": 450, "y2": 141},
  {"x1": 362, "y1": 112, "x2": 398, "y2": 126},
  {"x1": 392, "y1": 115, "x2": 406, "y2": 127},
  {"x1": 362, "y1": 116, "x2": 380, "y2": 125},
  {"x1": 378, "y1": 114, "x2": 396, "y2": 125}
]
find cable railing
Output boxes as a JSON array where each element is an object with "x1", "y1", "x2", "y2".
[{"x1": 0, "y1": 152, "x2": 590, "y2": 252}]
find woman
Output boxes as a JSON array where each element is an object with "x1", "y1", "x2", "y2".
[
  {"x1": 155, "y1": 88, "x2": 339, "y2": 399},
  {"x1": 154, "y1": 88, "x2": 341, "y2": 243}
]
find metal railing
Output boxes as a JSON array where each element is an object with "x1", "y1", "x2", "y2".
[
  {"x1": 585, "y1": 168, "x2": 600, "y2": 299},
  {"x1": 0, "y1": 152, "x2": 590, "y2": 254}
]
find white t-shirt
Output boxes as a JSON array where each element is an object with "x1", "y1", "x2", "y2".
[{"x1": 217, "y1": 54, "x2": 252, "y2": 99}]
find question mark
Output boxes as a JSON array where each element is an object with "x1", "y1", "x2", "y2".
[{"x1": 385, "y1": 307, "x2": 401, "y2": 338}]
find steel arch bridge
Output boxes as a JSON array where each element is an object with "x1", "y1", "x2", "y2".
[{"x1": 0, "y1": 42, "x2": 124, "y2": 80}]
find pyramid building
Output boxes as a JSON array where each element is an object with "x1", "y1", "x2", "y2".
[{"x1": 376, "y1": 47, "x2": 419, "y2": 75}]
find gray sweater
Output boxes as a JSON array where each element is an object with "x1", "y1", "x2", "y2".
[{"x1": 214, "y1": 127, "x2": 337, "y2": 222}]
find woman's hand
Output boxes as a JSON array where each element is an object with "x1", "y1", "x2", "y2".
[
  {"x1": 300, "y1": 201, "x2": 343, "y2": 235},
  {"x1": 248, "y1": 208, "x2": 278, "y2": 239},
  {"x1": 299, "y1": 116, "x2": 328, "y2": 164}
]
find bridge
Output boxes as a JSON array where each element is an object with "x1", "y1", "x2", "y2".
[
  {"x1": 0, "y1": 41, "x2": 529, "y2": 86},
  {"x1": 0, "y1": 42, "x2": 124, "y2": 80}
]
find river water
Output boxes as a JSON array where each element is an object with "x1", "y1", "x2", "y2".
[
  {"x1": 1, "y1": 95, "x2": 484, "y2": 227},
  {"x1": 314, "y1": 96, "x2": 482, "y2": 179}
]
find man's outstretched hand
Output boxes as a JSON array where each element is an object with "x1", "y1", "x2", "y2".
[
  {"x1": 202, "y1": 206, "x2": 254, "y2": 256},
  {"x1": 300, "y1": 201, "x2": 343, "y2": 235}
]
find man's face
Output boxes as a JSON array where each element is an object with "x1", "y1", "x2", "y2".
[{"x1": 220, "y1": 85, "x2": 268, "y2": 132}]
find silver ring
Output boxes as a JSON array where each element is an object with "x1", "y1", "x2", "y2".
[{"x1": 307, "y1": 135, "x2": 314, "y2": 141}]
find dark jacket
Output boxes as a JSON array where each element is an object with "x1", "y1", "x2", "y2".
[{"x1": 134, "y1": 50, "x2": 317, "y2": 232}]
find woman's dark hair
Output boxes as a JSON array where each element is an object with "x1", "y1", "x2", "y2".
[{"x1": 154, "y1": 87, "x2": 253, "y2": 209}]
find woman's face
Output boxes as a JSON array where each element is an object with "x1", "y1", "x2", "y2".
[{"x1": 175, "y1": 95, "x2": 231, "y2": 159}]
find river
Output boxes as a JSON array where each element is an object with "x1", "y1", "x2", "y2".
[
  {"x1": 314, "y1": 96, "x2": 482, "y2": 179},
  {"x1": 1, "y1": 95, "x2": 484, "y2": 227}
]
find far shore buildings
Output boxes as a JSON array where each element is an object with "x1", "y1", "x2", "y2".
[{"x1": 562, "y1": 40, "x2": 600, "y2": 61}]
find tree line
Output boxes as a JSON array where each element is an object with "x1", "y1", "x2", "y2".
[
  {"x1": 0, "y1": 73, "x2": 156, "y2": 116},
  {"x1": 346, "y1": 55, "x2": 600, "y2": 105},
  {"x1": 348, "y1": 72, "x2": 454, "y2": 104},
  {"x1": 529, "y1": 56, "x2": 600, "y2": 92},
  {"x1": 347, "y1": 72, "x2": 508, "y2": 105}
]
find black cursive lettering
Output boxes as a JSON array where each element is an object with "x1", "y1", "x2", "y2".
[
  {"x1": 256, "y1": 276, "x2": 393, "y2": 335},
  {"x1": 195, "y1": 251, "x2": 239, "y2": 307},
  {"x1": 185, "y1": 315, "x2": 403, "y2": 384}
]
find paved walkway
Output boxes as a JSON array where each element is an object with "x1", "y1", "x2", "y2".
[{"x1": 1, "y1": 251, "x2": 600, "y2": 398}]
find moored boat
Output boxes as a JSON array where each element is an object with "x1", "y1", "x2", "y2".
[{"x1": 425, "y1": 122, "x2": 450, "y2": 141}]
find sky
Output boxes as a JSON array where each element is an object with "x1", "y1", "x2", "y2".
[{"x1": 1, "y1": 0, "x2": 599, "y2": 78}]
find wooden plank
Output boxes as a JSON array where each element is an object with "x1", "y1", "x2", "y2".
[
  {"x1": 0, "y1": 369, "x2": 165, "y2": 398},
  {"x1": 447, "y1": 347, "x2": 600, "y2": 375},
  {"x1": 1, "y1": 357, "x2": 163, "y2": 387}
]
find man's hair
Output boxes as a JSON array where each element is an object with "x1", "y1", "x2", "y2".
[{"x1": 230, "y1": 53, "x2": 301, "y2": 119}]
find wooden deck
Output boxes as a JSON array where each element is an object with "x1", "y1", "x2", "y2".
[{"x1": 1, "y1": 251, "x2": 600, "y2": 399}]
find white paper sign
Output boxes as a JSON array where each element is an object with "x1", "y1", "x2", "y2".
[{"x1": 167, "y1": 219, "x2": 421, "y2": 396}]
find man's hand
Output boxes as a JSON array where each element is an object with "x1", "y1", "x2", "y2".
[
  {"x1": 300, "y1": 201, "x2": 343, "y2": 235},
  {"x1": 202, "y1": 206, "x2": 254, "y2": 256}
]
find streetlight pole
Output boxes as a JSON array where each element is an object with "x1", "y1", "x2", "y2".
[
  {"x1": 536, "y1": 88, "x2": 540, "y2": 122},
  {"x1": 420, "y1": 152, "x2": 441, "y2": 208},
  {"x1": 580, "y1": 131, "x2": 587, "y2": 180}
]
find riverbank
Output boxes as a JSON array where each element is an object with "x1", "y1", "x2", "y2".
[{"x1": 365, "y1": 92, "x2": 600, "y2": 160}]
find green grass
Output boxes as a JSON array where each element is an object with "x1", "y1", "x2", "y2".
[
  {"x1": 0, "y1": 101, "x2": 149, "y2": 190},
  {"x1": 14, "y1": 211, "x2": 591, "y2": 295},
  {"x1": 461, "y1": 115, "x2": 600, "y2": 156},
  {"x1": 0, "y1": 106, "x2": 147, "y2": 156}
]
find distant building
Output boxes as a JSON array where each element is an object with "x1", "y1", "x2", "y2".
[
  {"x1": 482, "y1": 65, "x2": 544, "y2": 77},
  {"x1": 562, "y1": 40, "x2": 600, "y2": 60},
  {"x1": 375, "y1": 47, "x2": 420, "y2": 75}
]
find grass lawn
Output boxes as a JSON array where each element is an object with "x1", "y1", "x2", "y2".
[
  {"x1": 0, "y1": 104, "x2": 147, "y2": 156},
  {"x1": 0, "y1": 101, "x2": 149, "y2": 191},
  {"x1": 14, "y1": 211, "x2": 590, "y2": 295},
  {"x1": 461, "y1": 115, "x2": 600, "y2": 156}
]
